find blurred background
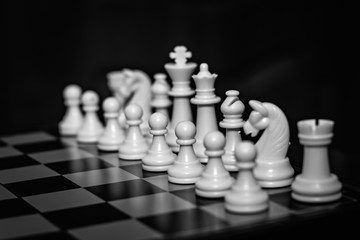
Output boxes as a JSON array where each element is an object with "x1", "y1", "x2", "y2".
[{"x1": 5, "y1": 1, "x2": 358, "y2": 185}]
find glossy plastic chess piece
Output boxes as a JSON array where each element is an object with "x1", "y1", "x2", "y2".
[
  {"x1": 59, "y1": 84, "x2": 83, "y2": 136},
  {"x1": 167, "y1": 121, "x2": 204, "y2": 184},
  {"x1": 106, "y1": 69, "x2": 152, "y2": 140},
  {"x1": 195, "y1": 131, "x2": 234, "y2": 198},
  {"x1": 291, "y1": 119, "x2": 342, "y2": 203},
  {"x1": 225, "y1": 141, "x2": 269, "y2": 213},
  {"x1": 164, "y1": 46, "x2": 196, "y2": 152},
  {"x1": 219, "y1": 90, "x2": 245, "y2": 171},
  {"x1": 97, "y1": 97, "x2": 125, "y2": 151},
  {"x1": 76, "y1": 90, "x2": 104, "y2": 143},
  {"x1": 191, "y1": 63, "x2": 221, "y2": 163},
  {"x1": 243, "y1": 100, "x2": 294, "y2": 188},
  {"x1": 118, "y1": 104, "x2": 149, "y2": 160},
  {"x1": 142, "y1": 112, "x2": 176, "y2": 171},
  {"x1": 151, "y1": 73, "x2": 172, "y2": 120}
]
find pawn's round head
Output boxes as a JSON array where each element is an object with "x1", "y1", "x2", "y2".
[
  {"x1": 204, "y1": 131, "x2": 225, "y2": 151},
  {"x1": 124, "y1": 103, "x2": 143, "y2": 120},
  {"x1": 149, "y1": 112, "x2": 168, "y2": 130},
  {"x1": 64, "y1": 84, "x2": 82, "y2": 99},
  {"x1": 175, "y1": 121, "x2": 196, "y2": 140},
  {"x1": 102, "y1": 97, "x2": 120, "y2": 113},
  {"x1": 81, "y1": 90, "x2": 99, "y2": 105},
  {"x1": 235, "y1": 141, "x2": 257, "y2": 163}
]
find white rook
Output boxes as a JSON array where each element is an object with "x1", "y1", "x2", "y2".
[{"x1": 291, "y1": 119, "x2": 342, "y2": 203}]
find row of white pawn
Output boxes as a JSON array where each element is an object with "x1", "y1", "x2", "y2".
[{"x1": 59, "y1": 84, "x2": 267, "y2": 214}]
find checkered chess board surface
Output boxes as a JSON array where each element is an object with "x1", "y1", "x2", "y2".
[{"x1": 0, "y1": 131, "x2": 359, "y2": 240}]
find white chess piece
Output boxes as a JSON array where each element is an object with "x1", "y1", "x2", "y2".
[
  {"x1": 164, "y1": 46, "x2": 196, "y2": 152},
  {"x1": 59, "y1": 84, "x2": 83, "y2": 136},
  {"x1": 220, "y1": 90, "x2": 245, "y2": 172},
  {"x1": 225, "y1": 141, "x2": 269, "y2": 213},
  {"x1": 97, "y1": 97, "x2": 125, "y2": 151},
  {"x1": 167, "y1": 121, "x2": 204, "y2": 184},
  {"x1": 142, "y1": 112, "x2": 176, "y2": 172},
  {"x1": 151, "y1": 73, "x2": 172, "y2": 120},
  {"x1": 76, "y1": 90, "x2": 103, "y2": 143},
  {"x1": 118, "y1": 103, "x2": 149, "y2": 160},
  {"x1": 106, "y1": 69, "x2": 152, "y2": 140},
  {"x1": 195, "y1": 131, "x2": 234, "y2": 198},
  {"x1": 291, "y1": 119, "x2": 342, "y2": 203},
  {"x1": 191, "y1": 63, "x2": 221, "y2": 164},
  {"x1": 243, "y1": 100, "x2": 294, "y2": 188}
]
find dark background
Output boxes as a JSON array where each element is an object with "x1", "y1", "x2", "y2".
[{"x1": 5, "y1": 1, "x2": 358, "y2": 185}]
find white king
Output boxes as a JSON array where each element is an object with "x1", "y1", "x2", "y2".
[{"x1": 164, "y1": 46, "x2": 197, "y2": 152}]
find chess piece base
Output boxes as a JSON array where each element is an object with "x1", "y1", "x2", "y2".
[
  {"x1": 118, "y1": 152, "x2": 147, "y2": 160},
  {"x1": 291, "y1": 173, "x2": 342, "y2": 203},
  {"x1": 97, "y1": 142, "x2": 120, "y2": 152},
  {"x1": 168, "y1": 176, "x2": 200, "y2": 184},
  {"x1": 254, "y1": 157, "x2": 294, "y2": 188},
  {"x1": 195, "y1": 189, "x2": 229, "y2": 198},
  {"x1": 59, "y1": 125, "x2": 79, "y2": 136},
  {"x1": 167, "y1": 161, "x2": 204, "y2": 185},
  {"x1": 142, "y1": 149, "x2": 176, "y2": 172},
  {"x1": 195, "y1": 173, "x2": 234, "y2": 198},
  {"x1": 142, "y1": 164, "x2": 172, "y2": 172},
  {"x1": 118, "y1": 138, "x2": 149, "y2": 160},
  {"x1": 225, "y1": 202, "x2": 269, "y2": 214},
  {"x1": 76, "y1": 134, "x2": 99, "y2": 144},
  {"x1": 258, "y1": 178, "x2": 294, "y2": 188},
  {"x1": 225, "y1": 189, "x2": 269, "y2": 213}
]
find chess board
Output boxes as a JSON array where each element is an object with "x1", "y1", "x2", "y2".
[{"x1": 1, "y1": 130, "x2": 359, "y2": 240}]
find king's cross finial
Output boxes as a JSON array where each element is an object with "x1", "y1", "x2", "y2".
[{"x1": 169, "y1": 46, "x2": 192, "y2": 65}]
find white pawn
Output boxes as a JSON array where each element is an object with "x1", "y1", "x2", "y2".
[
  {"x1": 225, "y1": 141, "x2": 269, "y2": 213},
  {"x1": 118, "y1": 103, "x2": 149, "y2": 160},
  {"x1": 195, "y1": 131, "x2": 234, "y2": 198},
  {"x1": 142, "y1": 112, "x2": 176, "y2": 171},
  {"x1": 59, "y1": 84, "x2": 83, "y2": 136},
  {"x1": 167, "y1": 121, "x2": 204, "y2": 184},
  {"x1": 76, "y1": 90, "x2": 104, "y2": 143},
  {"x1": 97, "y1": 97, "x2": 125, "y2": 151}
]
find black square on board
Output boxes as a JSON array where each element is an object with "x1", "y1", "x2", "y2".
[
  {"x1": 139, "y1": 208, "x2": 228, "y2": 235},
  {"x1": 0, "y1": 198, "x2": 38, "y2": 219},
  {"x1": 171, "y1": 188, "x2": 224, "y2": 206},
  {"x1": 44, "y1": 203, "x2": 130, "y2": 229},
  {"x1": 4, "y1": 176, "x2": 80, "y2": 197},
  {"x1": 120, "y1": 163, "x2": 167, "y2": 178},
  {"x1": 45, "y1": 157, "x2": 114, "y2": 174},
  {"x1": 86, "y1": 179, "x2": 165, "y2": 201},
  {"x1": 15, "y1": 231, "x2": 77, "y2": 240},
  {"x1": 0, "y1": 140, "x2": 7, "y2": 147},
  {"x1": 14, "y1": 140, "x2": 67, "y2": 154},
  {"x1": 0, "y1": 155, "x2": 40, "y2": 170}
]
